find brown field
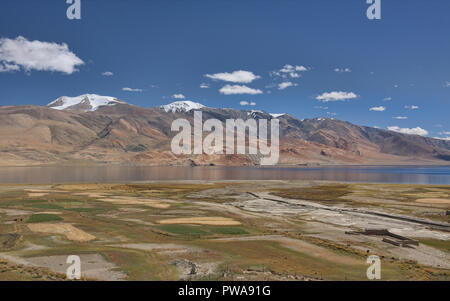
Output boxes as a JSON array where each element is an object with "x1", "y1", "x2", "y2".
[
  {"x1": 27, "y1": 223, "x2": 96, "y2": 242},
  {"x1": 416, "y1": 198, "x2": 450, "y2": 204}
]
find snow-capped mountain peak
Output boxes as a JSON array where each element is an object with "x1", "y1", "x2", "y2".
[
  {"x1": 161, "y1": 101, "x2": 205, "y2": 113},
  {"x1": 47, "y1": 94, "x2": 126, "y2": 112}
]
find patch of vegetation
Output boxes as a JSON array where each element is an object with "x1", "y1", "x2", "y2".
[
  {"x1": 271, "y1": 184, "x2": 351, "y2": 202},
  {"x1": 418, "y1": 238, "x2": 450, "y2": 252},
  {"x1": 25, "y1": 204, "x2": 63, "y2": 210},
  {"x1": 157, "y1": 224, "x2": 210, "y2": 236},
  {"x1": 24, "y1": 200, "x2": 48, "y2": 204},
  {"x1": 56, "y1": 201, "x2": 85, "y2": 206},
  {"x1": 65, "y1": 208, "x2": 101, "y2": 213},
  {"x1": 208, "y1": 227, "x2": 248, "y2": 235},
  {"x1": 27, "y1": 214, "x2": 63, "y2": 223}
]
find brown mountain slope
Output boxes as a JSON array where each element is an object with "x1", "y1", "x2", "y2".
[{"x1": 0, "y1": 103, "x2": 449, "y2": 166}]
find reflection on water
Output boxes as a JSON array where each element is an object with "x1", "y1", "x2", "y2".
[{"x1": 0, "y1": 165, "x2": 449, "y2": 185}]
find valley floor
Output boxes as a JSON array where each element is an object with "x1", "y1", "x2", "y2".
[{"x1": 0, "y1": 180, "x2": 448, "y2": 281}]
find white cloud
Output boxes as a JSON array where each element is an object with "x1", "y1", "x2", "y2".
[
  {"x1": 316, "y1": 91, "x2": 358, "y2": 102},
  {"x1": 172, "y1": 94, "x2": 185, "y2": 99},
  {"x1": 0, "y1": 36, "x2": 84, "y2": 74},
  {"x1": 278, "y1": 82, "x2": 297, "y2": 90},
  {"x1": 0, "y1": 62, "x2": 20, "y2": 72},
  {"x1": 440, "y1": 131, "x2": 450, "y2": 135},
  {"x1": 327, "y1": 112, "x2": 337, "y2": 116},
  {"x1": 369, "y1": 106, "x2": 386, "y2": 112},
  {"x1": 240, "y1": 101, "x2": 256, "y2": 106},
  {"x1": 271, "y1": 64, "x2": 308, "y2": 78},
  {"x1": 444, "y1": 82, "x2": 450, "y2": 88},
  {"x1": 205, "y1": 70, "x2": 260, "y2": 83},
  {"x1": 435, "y1": 137, "x2": 450, "y2": 141},
  {"x1": 387, "y1": 126, "x2": 428, "y2": 136},
  {"x1": 102, "y1": 71, "x2": 114, "y2": 76},
  {"x1": 393, "y1": 116, "x2": 408, "y2": 120},
  {"x1": 334, "y1": 68, "x2": 351, "y2": 73},
  {"x1": 219, "y1": 85, "x2": 263, "y2": 95},
  {"x1": 122, "y1": 87, "x2": 143, "y2": 92},
  {"x1": 200, "y1": 83, "x2": 209, "y2": 89},
  {"x1": 314, "y1": 106, "x2": 328, "y2": 110},
  {"x1": 405, "y1": 105, "x2": 419, "y2": 110},
  {"x1": 383, "y1": 97, "x2": 392, "y2": 101}
]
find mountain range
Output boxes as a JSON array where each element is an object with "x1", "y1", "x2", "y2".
[{"x1": 0, "y1": 94, "x2": 449, "y2": 166}]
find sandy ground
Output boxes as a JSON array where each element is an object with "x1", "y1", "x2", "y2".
[
  {"x1": 74, "y1": 192, "x2": 109, "y2": 198},
  {"x1": 27, "y1": 223, "x2": 96, "y2": 242},
  {"x1": 98, "y1": 196, "x2": 172, "y2": 209},
  {"x1": 416, "y1": 198, "x2": 450, "y2": 204},
  {"x1": 27, "y1": 193, "x2": 48, "y2": 197},
  {"x1": 0, "y1": 208, "x2": 31, "y2": 216},
  {"x1": 158, "y1": 217, "x2": 241, "y2": 226},
  {"x1": 111, "y1": 243, "x2": 201, "y2": 254}
]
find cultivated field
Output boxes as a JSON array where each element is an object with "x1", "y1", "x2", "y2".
[{"x1": 0, "y1": 181, "x2": 448, "y2": 281}]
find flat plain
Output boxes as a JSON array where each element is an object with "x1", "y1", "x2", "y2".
[{"x1": 0, "y1": 181, "x2": 448, "y2": 281}]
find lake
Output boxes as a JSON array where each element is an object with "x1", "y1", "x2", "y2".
[{"x1": 0, "y1": 165, "x2": 449, "y2": 185}]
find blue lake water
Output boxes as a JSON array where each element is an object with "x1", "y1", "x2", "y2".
[{"x1": 0, "y1": 165, "x2": 449, "y2": 185}]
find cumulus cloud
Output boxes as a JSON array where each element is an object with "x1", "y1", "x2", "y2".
[
  {"x1": 393, "y1": 116, "x2": 408, "y2": 120},
  {"x1": 271, "y1": 64, "x2": 308, "y2": 79},
  {"x1": 172, "y1": 94, "x2": 185, "y2": 99},
  {"x1": 205, "y1": 70, "x2": 260, "y2": 83},
  {"x1": 383, "y1": 97, "x2": 392, "y2": 101},
  {"x1": 122, "y1": 87, "x2": 143, "y2": 92},
  {"x1": 314, "y1": 106, "x2": 328, "y2": 110},
  {"x1": 200, "y1": 83, "x2": 209, "y2": 89},
  {"x1": 334, "y1": 68, "x2": 351, "y2": 73},
  {"x1": 440, "y1": 131, "x2": 450, "y2": 135},
  {"x1": 219, "y1": 85, "x2": 263, "y2": 95},
  {"x1": 369, "y1": 106, "x2": 386, "y2": 112},
  {"x1": 405, "y1": 105, "x2": 419, "y2": 110},
  {"x1": 240, "y1": 101, "x2": 256, "y2": 106},
  {"x1": 444, "y1": 82, "x2": 450, "y2": 88},
  {"x1": 281, "y1": 64, "x2": 308, "y2": 72},
  {"x1": 0, "y1": 36, "x2": 84, "y2": 74},
  {"x1": 316, "y1": 91, "x2": 358, "y2": 102},
  {"x1": 102, "y1": 71, "x2": 114, "y2": 76},
  {"x1": 278, "y1": 82, "x2": 297, "y2": 90},
  {"x1": 387, "y1": 126, "x2": 428, "y2": 136}
]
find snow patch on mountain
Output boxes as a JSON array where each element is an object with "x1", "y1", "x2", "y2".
[
  {"x1": 161, "y1": 101, "x2": 205, "y2": 113},
  {"x1": 48, "y1": 94, "x2": 125, "y2": 112},
  {"x1": 270, "y1": 113, "x2": 286, "y2": 118}
]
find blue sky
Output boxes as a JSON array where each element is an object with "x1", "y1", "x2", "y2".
[{"x1": 0, "y1": 0, "x2": 449, "y2": 138}]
